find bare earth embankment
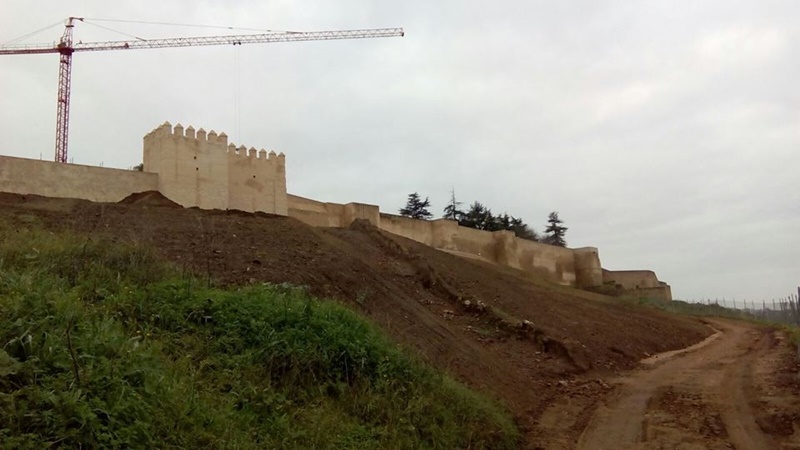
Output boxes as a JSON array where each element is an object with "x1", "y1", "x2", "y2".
[{"x1": 1, "y1": 192, "x2": 798, "y2": 448}]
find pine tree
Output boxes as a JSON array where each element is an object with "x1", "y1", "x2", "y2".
[
  {"x1": 442, "y1": 188, "x2": 464, "y2": 221},
  {"x1": 497, "y1": 213, "x2": 512, "y2": 230},
  {"x1": 509, "y1": 216, "x2": 539, "y2": 241},
  {"x1": 460, "y1": 202, "x2": 497, "y2": 230},
  {"x1": 544, "y1": 211, "x2": 568, "y2": 247},
  {"x1": 399, "y1": 192, "x2": 433, "y2": 220}
]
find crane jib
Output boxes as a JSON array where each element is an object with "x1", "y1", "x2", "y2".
[
  {"x1": 0, "y1": 28, "x2": 404, "y2": 54},
  {"x1": 0, "y1": 22, "x2": 403, "y2": 163}
]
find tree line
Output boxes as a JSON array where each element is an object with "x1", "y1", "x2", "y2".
[{"x1": 399, "y1": 191, "x2": 568, "y2": 247}]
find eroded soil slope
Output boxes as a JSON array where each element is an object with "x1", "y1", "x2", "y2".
[{"x1": 0, "y1": 192, "x2": 712, "y2": 446}]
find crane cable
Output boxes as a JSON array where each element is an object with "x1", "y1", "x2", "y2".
[
  {"x1": 81, "y1": 20, "x2": 147, "y2": 41},
  {"x1": 6, "y1": 17, "x2": 274, "y2": 147},
  {"x1": 3, "y1": 17, "x2": 301, "y2": 48},
  {"x1": 234, "y1": 43, "x2": 241, "y2": 143},
  {"x1": 83, "y1": 18, "x2": 285, "y2": 34},
  {"x1": 87, "y1": 18, "x2": 249, "y2": 143},
  {"x1": 2, "y1": 20, "x2": 64, "y2": 46}
]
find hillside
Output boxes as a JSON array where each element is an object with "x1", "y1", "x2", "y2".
[
  {"x1": 0, "y1": 192, "x2": 711, "y2": 446},
  {"x1": 0, "y1": 223, "x2": 518, "y2": 448}
]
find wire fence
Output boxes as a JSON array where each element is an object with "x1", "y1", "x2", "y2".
[{"x1": 684, "y1": 288, "x2": 800, "y2": 326}]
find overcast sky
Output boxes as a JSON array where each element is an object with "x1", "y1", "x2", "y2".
[{"x1": 1, "y1": 1, "x2": 798, "y2": 302}]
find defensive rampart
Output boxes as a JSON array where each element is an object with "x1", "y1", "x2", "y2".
[
  {"x1": 143, "y1": 122, "x2": 287, "y2": 215},
  {"x1": 0, "y1": 155, "x2": 158, "y2": 202},
  {"x1": 0, "y1": 121, "x2": 669, "y2": 297},
  {"x1": 602, "y1": 269, "x2": 673, "y2": 301},
  {"x1": 602, "y1": 270, "x2": 661, "y2": 289},
  {"x1": 287, "y1": 194, "x2": 603, "y2": 288}
]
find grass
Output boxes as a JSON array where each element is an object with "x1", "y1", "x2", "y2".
[
  {"x1": 784, "y1": 326, "x2": 800, "y2": 350},
  {"x1": 625, "y1": 297, "x2": 761, "y2": 320},
  {"x1": 624, "y1": 296, "x2": 800, "y2": 358},
  {"x1": 0, "y1": 223, "x2": 519, "y2": 449}
]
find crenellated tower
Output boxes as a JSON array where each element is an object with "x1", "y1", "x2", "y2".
[{"x1": 143, "y1": 121, "x2": 287, "y2": 215}]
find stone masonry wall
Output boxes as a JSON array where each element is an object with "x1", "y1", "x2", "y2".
[
  {"x1": 602, "y1": 270, "x2": 662, "y2": 290},
  {"x1": 287, "y1": 195, "x2": 603, "y2": 288},
  {"x1": 602, "y1": 269, "x2": 673, "y2": 301},
  {"x1": 0, "y1": 155, "x2": 158, "y2": 203},
  {"x1": 143, "y1": 122, "x2": 287, "y2": 215},
  {"x1": 287, "y1": 194, "x2": 345, "y2": 227},
  {"x1": 0, "y1": 122, "x2": 658, "y2": 295},
  {"x1": 375, "y1": 211, "x2": 603, "y2": 288}
]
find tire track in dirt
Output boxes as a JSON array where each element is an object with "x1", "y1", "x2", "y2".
[
  {"x1": 717, "y1": 329, "x2": 774, "y2": 449},
  {"x1": 572, "y1": 319, "x2": 773, "y2": 449}
]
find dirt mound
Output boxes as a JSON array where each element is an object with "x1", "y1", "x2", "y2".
[
  {"x1": 0, "y1": 192, "x2": 712, "y2": 447},
  {"x1": 0, "y1": 192, "x2": 91, "y2": 213},
  {"x1": 119, "y1": 190, "x2": 181, "y2": 207},
  {"x1": 0, "y1": 192, "x2": 27, "y2": 204}
]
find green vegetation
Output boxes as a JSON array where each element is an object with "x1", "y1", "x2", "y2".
[
  {"x1": 785, "y1": 326, "x2": 800, "y2": 347},
  {"x1": 404, "y1": 189, "x2": 566, "y2": 243},
  {"x1": 627, "y1": 297, "x2": 761, "y2": 320},
  {"x1": 628, "y1": 297, "x2": 800, "y2": 355},
  {"x1": 542, "y1": 212, "x2": 567, "y2": 247},
  {"x1": 450, "y1": 198, "x2": 540, "y2": 241},
  {"x1": 438, "y1": 189, "x2": 541, "y2": 241},
  {"x1": 399, "y1": 192, "x2": 433, "y2": 220},
  {"x1": 0, "y1": 224, "x2": 519, "y2": 449}
]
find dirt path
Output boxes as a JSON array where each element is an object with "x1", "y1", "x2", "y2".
[{"x1": 536, "y1": 319, "x2": 798, "y2": 449}]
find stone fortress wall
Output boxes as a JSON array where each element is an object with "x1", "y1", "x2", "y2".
[
  {"x1": 0, "y1": 155, "x2": 158, "y2": 203},
  {"x1": 288, "y1": 194, "x2": 604, "y2": 288},
  {"x1": 285, "y1": 195, "x2": 672, "y2": 300},
  {"x1": 0, "y1": 121, "x2": 671, "y2": 299},
  {"x1": 143, "y1": 122, "x2": 287, "y2": 215},
  {"x1": 602, "y1": 269, "x2": 673, "y2": 302}
]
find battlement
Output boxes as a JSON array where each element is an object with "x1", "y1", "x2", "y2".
[
  {"x1": 145, "y1": 122, "x2": 285, "y2": 164},
  {"x1": 226, "y1": 144, "x2": 285, "y2": 162},
  {"x1": 143, "y1": 121, "x2": 288, "y2": 215},
  {"x1": 145, "y1": 121, "x2": 223, "y2": 142}
]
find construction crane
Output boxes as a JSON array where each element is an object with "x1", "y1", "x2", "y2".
[{"x1": 0, "y1": 17, "x2": 404, "y2": 163}]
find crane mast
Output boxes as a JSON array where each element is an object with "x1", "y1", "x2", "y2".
[
  {"x1": 0, "y1": 18, "x2": 403, "y2": 163},
  {"x1": 54, "y1": 18, "x2": 76, "y2": 163}
]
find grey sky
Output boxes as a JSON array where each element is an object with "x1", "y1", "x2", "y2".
[{"x1": 1, "y1": 1, "x2": 798, "y2": 302}]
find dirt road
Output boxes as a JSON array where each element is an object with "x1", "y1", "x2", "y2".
[{"x1": 537, "y1": 319, "x2": 800, "y2": 449}]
